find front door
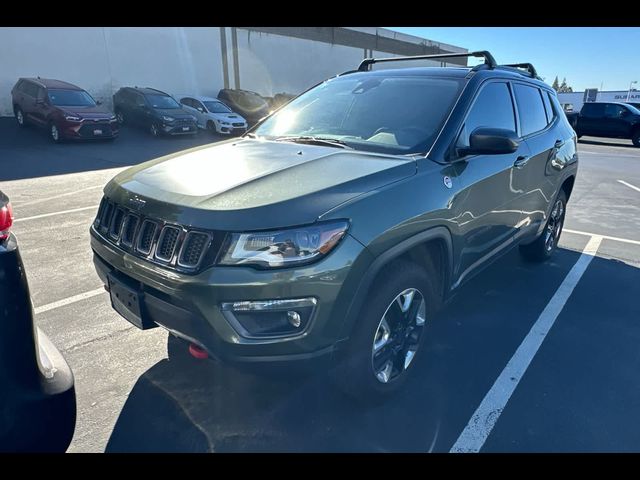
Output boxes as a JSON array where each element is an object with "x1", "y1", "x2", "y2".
[{"x1": 453, "y1": 81, "x2": 527, "y2": 287}]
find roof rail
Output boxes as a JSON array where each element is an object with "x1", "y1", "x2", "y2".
[
  {"x1": 501, "y1": 63, "x2": 540, "y2": 79},
  {"x1": 357, "y1": 50, "x2": 497, "y2": 72},
  {"x1": 145, "y1": 87, "x2": 169, "y2": 95}
]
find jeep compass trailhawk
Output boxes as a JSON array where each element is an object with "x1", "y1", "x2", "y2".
[{"x1": 90, "y1": 52, "x2": 578, "y2": 399}]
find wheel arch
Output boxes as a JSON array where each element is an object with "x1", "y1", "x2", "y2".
[
  {"x1": 337, "y1": 226, "x2": 453, "y2": 341},
  {"x1": 561, "y1": 175, "x2": 575, "y2": 201}
]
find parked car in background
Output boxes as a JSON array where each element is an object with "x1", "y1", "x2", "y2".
[
  {"x1": 113, "y1": 87, "x2": 197, "y2": 137},
  {"x1": 90, "y1": 51, "x2": 577, "y2": 401},
  {"x1": 217, "y1": 89, "x2": 270, "y2": 126},
  {"x1": 177, "y1": 95, "x2": 247, "y2": 135},
  {"x1": 11, "y1": 78, "x2": 118, "y2": 143},
  {"x1": 566, "y1": 102, "x2": 640, "y2": 147},
  {"x1": 0, "y1": 191, "x2": 76, "y2": 452},
  {"x1": 265, "y1": 92, "x2": 296, "y2": 111}
]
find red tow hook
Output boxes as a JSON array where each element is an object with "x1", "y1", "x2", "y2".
[{"x1": 188, "y1": 343, "x2": 209, "y2": 360}]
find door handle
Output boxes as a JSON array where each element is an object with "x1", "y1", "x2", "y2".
[
  {"x1": 513, "y1": 156, "x2": 530, "y2": 168},
  {"x1": 554, "y1": 139, "x2": 565, "y2": 149}
]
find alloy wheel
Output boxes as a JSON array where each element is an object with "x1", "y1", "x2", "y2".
[
  {"x1": 150, "y1": 124, "x2": 159, "y2": 136},
  {"x1": 51, "y1": 124, "x2": 59, "y2": 142},
  {"x1": 16, "y1": 110, "x2": 24, "y2": 125},
  {"x1": 544, "y1": 198, "x2": 565, "y2": 252},
  {"x1": 371, "y1": 288, "x2": 426, "y2": 384}
]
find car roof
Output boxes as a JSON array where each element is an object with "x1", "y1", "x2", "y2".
[
  {"x1": 338, "y1": 66, "x2": 553, "y2": 91},
  {"x1": 177, "y1": 94, "x2": 222, "y2": 103},
  {"x1": 21, "y1": 78, "x2": 82, "y2": 90},
  {"x1": 587, "y1": 101, "x2": 638, "y2": 106}
]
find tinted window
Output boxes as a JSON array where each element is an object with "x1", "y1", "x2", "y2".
[
  {"x1": 23, "y1": 82, "x2": 39, "y2": 98},
  {"x1": 48, "y1": 89, "x2": 96, "y2": 107},
  {"x1": 36, "y1": 86, "x2": 46, "y2": 102},
  {"x1": 204, "y1": 101, "x2": 232, "y2": 113},
  {"x1": 255, "y1": 75, "x2": 464, "y2": 155},
  {"x1": 513, "y1": 84, "x2": 548, "y2": 136},
  {"x1": 581, "y1": 103, "x2": 605, "y2": 118},
  {"x1": 145, "y1": 94, "x2": 180, "y2": 109},
  {"x1": 458, "y1": 82, "x2": 515, "y2": 147},
  {"x1": 192, "y1": 100, "x2": 205, "y2": 111},
  {"x1": 133, "y1": 93, "x2": 146, "y2": 107},
  {"x1": 542, "y1": 91, "x2": 555, "y2": 124},
  {"x1": 604, "y1": 104, "x2": 627, "y2": 118}
]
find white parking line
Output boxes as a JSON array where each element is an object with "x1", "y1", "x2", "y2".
[
  {"x1": 15, "y1": 185, "x2": 103, "y2": 207},
  {"x1": 34, "y1": 287, "x2": 105, "y2": 315},
  {"x1": 450, "y1": 235, "x2": 603, "y2": 453},
  {"x1": 14, "y1": 205, "x2": 99, "y2": 223},
  {"x1": 617, "y1": 179, "x2": 640, "y2": 193},
  {"x1": 564, "y1": 228, "x2": 640, "y2": 246}
]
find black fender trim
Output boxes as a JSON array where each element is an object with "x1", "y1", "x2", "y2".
[{"x1": 338, "y1": 226, "x2": 454, "y2": 341}]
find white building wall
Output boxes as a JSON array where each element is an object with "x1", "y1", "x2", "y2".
[
  {"x1": 558, "y1": 90, "x2": 640, "y2": 112},
  {"x1": 0, "y1": 27, "x2": 466, "y2": 116}
]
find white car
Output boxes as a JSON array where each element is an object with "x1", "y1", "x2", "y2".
[{"x1": 177, "y1": 95, "x2": 248, "y2": 135}]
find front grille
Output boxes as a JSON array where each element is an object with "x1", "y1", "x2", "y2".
[
  {"x1": 232, "y1": 122, "x2": 244, "y2": 127},
  {"x1": 136, "y1": 220, "x2": 158, "y2": 255},
  {"x1": 178, "y1": 232, "x2": 211, "y2": 268},
  {"x1": 155, "y1": 226, "x2": 181, "y2": 262},
  {"x1": 93, "y1": 196, "x2": 214, "y2": 273}
]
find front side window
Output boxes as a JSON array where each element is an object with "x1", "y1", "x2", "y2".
[
  {"x1": 47, "y1": 89, "x2": 96, "y2": 107},
  {"x1": 604, "y1": 104, "x2": 627, "y2": 118},
  {"x1": 457, "y1": 82, "x2": 515, "y2": 148},
  {"x1": 254, "y1": 74, "x2": 464, "y2": 155},
  {"x1": 513, "y1": 84, "x2": 547, "y2": 136},
  {"x1": 145, "y1": 94, "x2": 180, "y2": 109}
]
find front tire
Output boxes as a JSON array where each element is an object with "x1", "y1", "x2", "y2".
[
  {"x1": 49, "y1": 122, "x2": 61, "y2": 143},
  {"x1": 332, "y1": 261, "x2": 438, "y2": 402},
  {"x1": 520, "y1": 190, "x2": 567, "y2": 262},
  {"x1": 150, "y1": 123, "x2": 160, "y2": 137},
  {"x1": 206, "y1": 121, "x2": 218, "y2": 135},
  {"x1": 15, "y1": 107, "x2": 26, "y2": 127},
  {"x1": 115, "y1": 109, "x2": 125, "y2": 125}
]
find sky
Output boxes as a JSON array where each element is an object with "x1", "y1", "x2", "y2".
[{"x1": 386, "y1": 27, "x2": 640, "y2": 92}]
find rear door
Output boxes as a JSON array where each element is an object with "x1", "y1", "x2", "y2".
[
  {"x1": 21, "y1": 82, "x2": 39, "y2": 122},
  {"x1": 31, "y1": 86, "x2": 50, "y2": 126},
  {"x1": 130, "y1": 92, "x2": 149, "y2": 127},
  {"x1": 511, "y1": 83, "x2": 562, "y2": 235},
  {"x1": 453, "y1": 80, "x2": 529, "y2": 286}
]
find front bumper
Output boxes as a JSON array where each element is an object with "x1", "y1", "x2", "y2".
[
  {"x1": 217, "y1": 125, "x2": 247, "y2": 135},
  {"x1": 162, "y1": 123, "x2": 198, "y2": 135},
  {"x1": 90, "y1": 228, "x2": 372, "y2": 365},
  {"x1": 60, "y1": 120, "x2": 119, "y2": 140}
]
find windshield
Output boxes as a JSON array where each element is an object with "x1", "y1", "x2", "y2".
[
  {"x1": 146, "y1": 94, "x2": 181, "y2": 109},
  {"x1": 204, "y1": 101, "x2": 232, "y2": 113},
  {"x1": 47, "y1": 89, "x2": 96, "y2": 107},
  {"x1": 253, "y1": 74, "x2": 464, "y2": 155}
]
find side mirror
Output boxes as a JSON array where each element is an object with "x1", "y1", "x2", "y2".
[
  {"x1": 96, "y1": 100, "x2": 103, "y2": 106},
  {"x1": 35, "y1": 98, "x2": 45, "y2": 105},
  {"x1": 197, "y1": 107, "x2": 205, "y2": 113},
  {"x1": 461, "y1": 127, "x2": 520, "y2": 156}
]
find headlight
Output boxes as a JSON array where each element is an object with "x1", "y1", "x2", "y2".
[
  {"x1": 219, "y1": 220, "x2": 349, "y2": 268},
  {"x1": 220, "y1": 121, "x2": 230, "y2": 126},
  {"x1": 109, "y1": 115, "x2": 117, "y2": 121},
  {"x1": 162, "y1": 116, "x2": 175, "y2": 123},
  {"x1": 64, "y1": 114, "x2": 82, "y2": 121}
]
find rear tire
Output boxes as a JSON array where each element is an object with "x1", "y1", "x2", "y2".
[
  {"x1": 332, "y1": 261, "x2": 439, "y2": 403},
  {"x1": 519, "y1": 190, "x2": 567, "y2": 262},
  {"x1": 632, "y1": 129, "x2": 640, "y2": 148},
  {"x1": 150, "y1": 123, "x2": 160, "y2": 137}
]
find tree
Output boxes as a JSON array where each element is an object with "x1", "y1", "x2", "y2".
[
  {"x1": 552, "y1": 76, "x2": 560, "y2": 92},
  {"x1": 558, "y1": 77, "x2": 573, "y2": 93}
]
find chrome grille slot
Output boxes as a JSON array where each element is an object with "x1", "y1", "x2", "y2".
[
  {"x1": 136, "y1": 220, "x2": 158, "y2": 255},
  {"x1": 108, "y1": 208, "x2": 125, "y2": 240},
  {"x1": 120, "y1": 214, "x2": 139, "y2": 248},
  {"x1": 178, "y1": 231, "x2": 211, "y2": 268},
  {"x1": 155, "y1": 225, "x2": 181, "y2": 262},
  {"x1": 94, "y1": 197, "x2": 107, "y2": 228}
]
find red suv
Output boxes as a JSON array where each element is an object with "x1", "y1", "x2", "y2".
[{"x1": 11, "y1": 78, "x2": 119, "y2": 143}]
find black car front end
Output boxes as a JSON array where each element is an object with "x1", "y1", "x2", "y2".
[{"x1": 157, "y1": 115, "x2": 198, "y2": 136}]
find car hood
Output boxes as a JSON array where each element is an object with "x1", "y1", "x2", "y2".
[
  {"x1": 155, "y1": 109, "x2": 195, "y2": 119},
  {"x1": 105, "y1": 139, "x2": 416, "y2": 230},
  {"x1": 210, "y1": 112, "x2": 246, "y2": 123}
]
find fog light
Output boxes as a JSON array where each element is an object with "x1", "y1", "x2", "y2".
[
  {"x1": 221, "y1": 298, "x2": 317, "y2": 338},
  {"x1": 287, "y1": 311, "x2": 301, "y2": 328}
]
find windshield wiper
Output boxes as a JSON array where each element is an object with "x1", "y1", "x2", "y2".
[{"x1": 274, "y1": 135, "x2": 353, "y2": 149}]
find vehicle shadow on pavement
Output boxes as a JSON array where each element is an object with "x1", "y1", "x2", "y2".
[
  {"x1": 105, "y1": 247, "x2": 640, "y2": 452},
  {"x1": 578, "y1": 138, "x2": 637, "y2": 149},
  {"x1": 0, "y1": 118, "x2": 218, "y2": 181}
]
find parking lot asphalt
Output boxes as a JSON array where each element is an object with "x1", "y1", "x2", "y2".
[{"x1": 1, "y1": 116, "x2": 639, "y2": 452}]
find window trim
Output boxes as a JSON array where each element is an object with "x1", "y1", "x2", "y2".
[{"x1": 511, "y1": 81, "x2": 558, "y2": 140}]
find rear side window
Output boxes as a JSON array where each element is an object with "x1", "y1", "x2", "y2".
[
  {"x1": 542, "y1": 91, "x2": 555, "y2": 124},
  {"x1": 180, "y1": 98, "x2": 193, "y2": 108},
  {"x1": 581, "y1": 103, "x2": 605, "y2": 118},
  {"x1": 458, "y1": 82, "x2": 515, "y2": 147},
  {"x1": 23, "y1": 82, "x2": 39, "y2": 98},
  {"x1": 513, "y1": 84, "x2": 548, "y2": 136}
]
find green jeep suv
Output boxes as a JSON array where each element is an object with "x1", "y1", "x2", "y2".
[{"x1": 90, "y1": 52, "x2": 578, "y2": 399}]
